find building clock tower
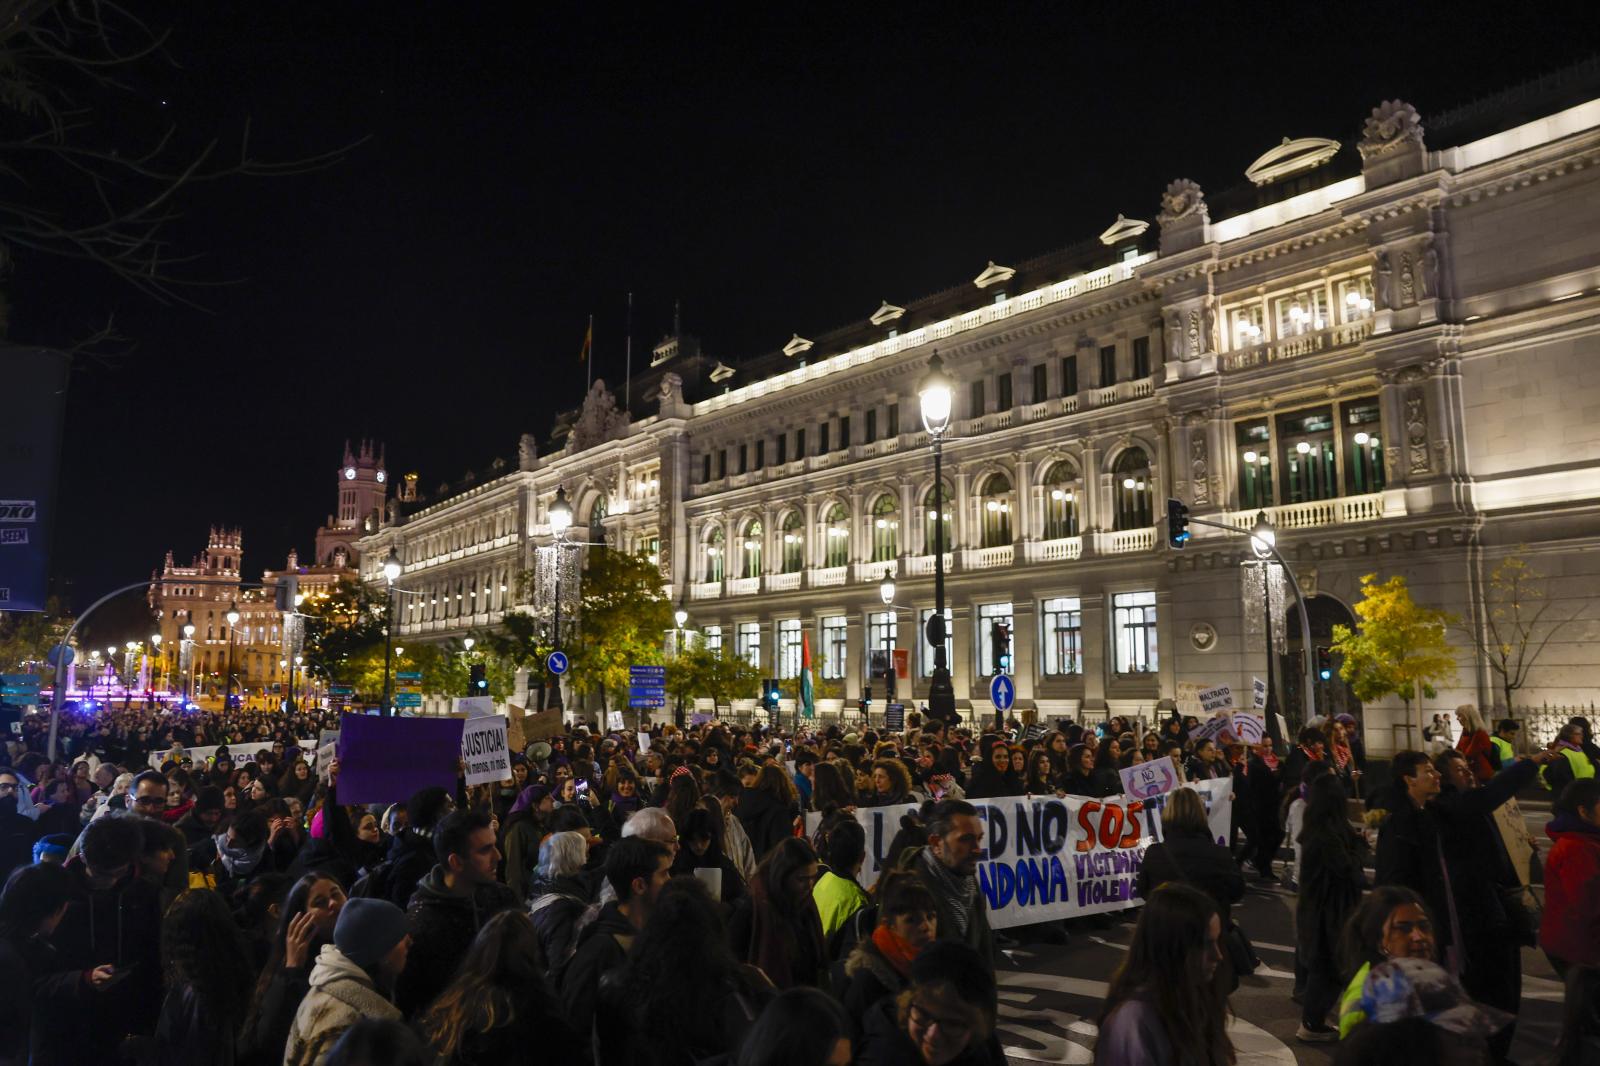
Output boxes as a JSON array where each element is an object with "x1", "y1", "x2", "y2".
[{"x1": 314, "y1": 440, "x2": 388, "y2": 568}]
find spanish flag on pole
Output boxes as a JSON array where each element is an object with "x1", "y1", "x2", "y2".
[
  {"x1": 800, "y1": 632, "x2": 816, "y2": 719},
  {"x1": 579, "y1": 316, "x2": 593, "y2": 363}
]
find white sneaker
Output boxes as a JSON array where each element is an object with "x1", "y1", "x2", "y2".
[{"x1": 1296, "y1": 1024, "x2": 1338, "y2": 1043}]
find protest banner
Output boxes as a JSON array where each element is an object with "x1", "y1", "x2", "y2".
[
  {"x1": 1119, "y1": 755, "x2": 1179, "y2": 801},
  {"x1": 1231, "y1": 711, "x2": 1266, "y2": 744},
  {"x1": 1198, "y1": 684, "x2": 1235, "y2": 714},
  {"x1": 806, "y1": 777, "x2": 1233, "y2": 929},
  {"x1": 316, "y1": 730, "x2": 339, "y2": 782},
  {"x1": 460, "y1": 714, "x2": 512, "y2": 786},
  {"x1": 148, "y1": 740, "x2": 314, "y2": 771},
  {"x1": 1175, "y1": 682, "x2": 1206, "y2": 719},
  {"x1": 638, "y1": 732, "x2": 652, "y2": 753},
  {"x1": 1251, "y1": 677, "x2": 1267, "y2": 711},
  {"x1": 504, "y1": 705, "x2": 528, "y2": 753},
  {"x1": 336, "y1": 713, "x2": 464, "y2": 805},
  {"x1": 522, "y1": 707, "x2": 565, "y2": 743},
  {"x1": 1189, "y1": 714, "x2": 1234, "y2": 745},
  {"x1": 606, "y1": 710, "x2": 625, "y2": 731}
]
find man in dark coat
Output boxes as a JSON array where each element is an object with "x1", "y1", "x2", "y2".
[
  {"x1": 560, "y1": 836, "x2": 671, "y2": 1040},
  {"x1": 46, "y1": 815, "x2": 163, "y2": 1064},
  {"x1": 898, "y1": 799, "x2": 995, "y2": 970},
  {"x1": 1377, "y1": 747, "x2": 1557, "y2": 1060},
  {"x1": 393, "y1": 809, "x2": 520, "y2": 1017},
  {"x1": 0, "y1": 768, "x2": 41, "y2": 881}
]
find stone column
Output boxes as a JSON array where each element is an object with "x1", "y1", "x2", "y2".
[
  {"x1": 899, "y1": 479, "x2": 915, "y2": 563},
  {"x1": 952, "y1": 466, "x2": 971, "y2": 567},
  {"x1": 849, "y1": 489, "x2": 865, "y2": 572},
  {"x1": 1014, "y1": 455, "x2": 1033, "y2": 546},
  {"x1": 761, "y1": 504, "x2": 776, "y2": 575},
  {"x1": 1081, "y1": 592, "x2": 1108, "y2": 712},
  {"x1": 802, "y1": 498, "x2": 818, "y2": 575},
  {"x1": 1012, "y1": 599, "x2": 1036, "y2": 704},
  {"x1": 845, "y1": 614, "x2": 863, "y2": 703},
  {"x1": 950, "y1": 603, "x2": 972, "y2": 717}
]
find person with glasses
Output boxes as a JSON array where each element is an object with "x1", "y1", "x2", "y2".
[
  {"x1": 857, "y1": 940, "x2": 1002, "y2": 1066},
  {"x1": 0, "y1": 770, "x2": 42, "y2": 882},
  {"x1": 67, "y1": 770, "x2": 190, "y2": 907},
  {"x1": 1337, "y1": 885, "x2": 1438, "y2": 1038}
]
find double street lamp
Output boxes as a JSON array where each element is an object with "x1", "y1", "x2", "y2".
[
  {"x1": 181, "y1": 623, "x2": 197, "y2": 703},
  {"x1": 917, "y1": 352, "x2": 958, "y2": 725}
]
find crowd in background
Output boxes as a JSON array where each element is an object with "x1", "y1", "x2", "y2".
[{"x1": 0, "y1": 698, "x2": 1596, "y2": 1065}]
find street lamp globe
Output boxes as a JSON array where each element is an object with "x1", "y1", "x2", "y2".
[
  {"x1": 279, "y1": 659, "x2": 288, "y2": 669},
  {"x1": 918, "y1": 352, "x2": 954, "y2": 436},
  {"x1": 383, "y1": 549, "x2": 403, "y2": 584},
  {"x1": 394, "y1": 647, "x2": 404, "y2": 658},
  {"x1": 182, "y1": 623, "x2": 196, "y2": 639},
  {"x1": 463, "y1": 637, "x2": 475, "y2": 652},
  {"x1": 673, "y1": 607, "x2": 689, "y2": 629},
  {"x1": 125, "y1": 641, "x2": 137, "y2": 652},
  {"x1": 226, "y1": 603, "x2": 240, "y2": 627},
  {"x1": 548, "y1": 486, "x2": 573, "y2": 536},
  {"x1": 1250, "y1": 509, "x2": 1277, "y2": 559},
  {"x1": 294, "y1": 655, "x2": 303, "y2": 666},
  {"x1": 151, "y1": 634, "x2": 161, "y2": 646},
  {"x1": 879, "y1": 570, "x2": 896, "y2": 606},
  {"x1": 107, "y1": 646, "x2": 116, "y2": 658}
]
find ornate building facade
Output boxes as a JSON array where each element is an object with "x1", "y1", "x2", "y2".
[{"x1": 358, "y1": 86, "x2": 1600, "y2": 752}]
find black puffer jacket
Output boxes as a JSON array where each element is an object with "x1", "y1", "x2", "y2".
[
  {"x1": 734, "y1": 788, "x2": 796, "y2": 864},
  {"x1": 527, "y1": 873, "x2": 591, "y2": 968},
  {"x1": 394, "y1": 866, "x2": 521, "y2": 1018},
  {"x1": 1135, "y1": 826, "x2": 1245, "y2": 924}
]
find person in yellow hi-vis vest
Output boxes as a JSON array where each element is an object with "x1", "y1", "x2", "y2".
[
  {"x1": 1488, "y1": 718, "x2": 1520, "y2": 769},
  {"x1": 1338, "y1": 885, "x2": 1439, "y2": 1038},
  {"x1": 1542, "y1": 721, "x2": 1598, "y2": 794}
]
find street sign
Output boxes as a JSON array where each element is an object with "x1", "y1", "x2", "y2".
[
  {"x1": 45, "y1": 645, "x2": 73, "y2": 668},
  {"x1": 627, "y1": 664, "x2": 665, "y2": 710},
  {"x1": 396, "y1": 671, "x2": 423, "y2": 682},
  {"x1": 989, "y1": 673, "x2": 1015, "y2": 713},
  {"x1": 629, "y1": 665, "x2": 666, "y2": 677},
  {"x1": 546, "y1": 651, "x2": 569, "y2": 675},
  {"x1": 394, "y1": 692, "x2": 423, "y2": 707},
  {"x1": 629, "y1": 697, "x2": 666, "y2": 708},
  {"x1": 1, "y1": 673, "x2": 40, "y2": 702},
  {"x1": 884, "y1": 703, "x2": 905, "y2": 731},
  {"x1": 330, "y1": 685, "x2": 354, "y2": 697}
]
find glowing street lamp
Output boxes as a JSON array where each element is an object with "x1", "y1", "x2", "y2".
[{"x1": 918, "y1": 352, "x2": 956, "y2": 725}]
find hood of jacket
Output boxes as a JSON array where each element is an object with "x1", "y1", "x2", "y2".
[
  {"x1": 1547, "y1": 812, "x2": 1600, "y2": 843},
  {"x1": 306, "y1": 944, "x2": 398, "y2": 1017},
  {"x1": 844, "y1": 937, "x2": 904, "y2": 988},
  {"x1": 409, "y1": 864, "x2": 519, "y2": 912},
  {"x1": 571, "y1": 898, "x2": 633, "y2": 952}
]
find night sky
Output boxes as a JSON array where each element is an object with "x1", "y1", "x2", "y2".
[{"x1": 18, "y1": 3, "x2": 1597, "y2": 641}]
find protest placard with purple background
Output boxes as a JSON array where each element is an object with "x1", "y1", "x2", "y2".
[{"x1": 337, "y1": 713, "x2": 465, "y2": 805}]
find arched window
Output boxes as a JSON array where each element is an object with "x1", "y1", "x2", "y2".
[
  {"x1": 822, "y1": 504, "x2": 850, "y2": 568},
  {"x1": 704, "y1": 527, "x2": 725, "y2": 583},
  {"x1": 977, "y1": 472, "x2": 1013, "y2": 547},
  {"x1": 740, "y1": 519, "x2": 763, "y2": 579},
  {"x1": 1041, "y1": 461, "x2": 1081, "y2": 539},
  {"x1": 590, "y1": 494, "x2": 608, "y2": 526},
  {"x1": 922, "y1": 481, "x2": 953, "y2": 555},
  {"x1": 780, "y1": 511, "x2": 804, "y2": 573},
  {"x1": 1113, "y1": 448, "x2": 1154, "y2": 530},
  {"x1": 870, "y1": 494, "x2": 900, "y2": 562}
]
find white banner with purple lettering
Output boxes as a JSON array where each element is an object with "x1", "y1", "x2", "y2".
[{"x1": 806, "y1": 777, "x2": 1233, "y2": 929}]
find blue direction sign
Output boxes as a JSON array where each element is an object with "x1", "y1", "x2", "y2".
[
  {"x1": 989, "y1": 673, "x2": 1015, "y2": 713},
  {"x1": 396, "y1": 671, "x2": 423, "y2": 682},
  {"x1": 628, "y1": 664, "x2": 665, "y2": 710},
  {"x1": 547, "y1": 651, "x2": 569, "y2": 675},
  {"x1": 394, "y1": 692, "x2": 423, "y2": 707},
  {"x1": 629, "y1": 696, "x2": 666, "y2": 708}
]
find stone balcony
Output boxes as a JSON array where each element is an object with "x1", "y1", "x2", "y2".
[
  {"x1": 1219, "y1": 318, "x2": 1375, "y2": 373},
  {"x1": 1209, "y1": 491, "x2": 1401, "y2": 536}
]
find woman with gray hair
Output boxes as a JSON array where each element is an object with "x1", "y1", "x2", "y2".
[{"x1": 527, "y1": 830, "x2": 591, "y2": 968}]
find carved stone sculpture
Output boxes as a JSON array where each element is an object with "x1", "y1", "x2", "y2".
[
  {"x1": 1158, "y1": 179, "x2": 1206, "y2": 225},
  {"x1": 1166, "y1": 312, "x2": 1183, "y2": 362},
  {"x1": 1419, "y1": 241, "x2": 1439, "y2": 300},
  {"x1": 1360, "y1": 100, "x2": 1425, "y2": 161},
  {"x1": 1399, "y1": 251, "x2": 1416, "y2": 305},
  {"x1": 1373, "y1": 250, "x2": 1393, "y2": 310},
  {"x1": 1190, "y1": 434, "x2": 1210, "y2": 506},
  {"x1": 1405, "y1": 388, "x2": 1430, "y2": 474},
  {"x1": 570, "y1": 380, "x2": 629, "y2": 452},
  {"x1": 518, "y1": 433, "x2": 538, "y2": 471},
  {"x1": 658, "y1": 372, "x2": 683, "y2": 405}
]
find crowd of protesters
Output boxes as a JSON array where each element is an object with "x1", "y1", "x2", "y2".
[{"x1": 0, "y1": 698, "x2": 1597, "y2": 1065}]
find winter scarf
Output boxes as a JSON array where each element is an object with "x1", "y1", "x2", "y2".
[
  {"x1": 919, "y1": 848, "x2": 976, "y2": 937},
  {"x1": 213, "y1": 831, "x2": 266, "y2": 878},
  {"x1": 870, "y1": 924, "x2": 920, "y2": 979}
]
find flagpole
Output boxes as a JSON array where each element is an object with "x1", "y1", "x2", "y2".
[
  {"x1": 586, "y1": 313, "x2": 594, "y2": 392},
  {"x1": 624, "y1": 291, "x2": 633, "y2": 412}
]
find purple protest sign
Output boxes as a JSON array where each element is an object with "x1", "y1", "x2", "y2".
[{"x1": 337, "y1": 713, "x2": 464, "y2": 805}]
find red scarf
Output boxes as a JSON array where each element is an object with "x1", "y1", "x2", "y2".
[
  {"x1": 871, "y1": 923, "x2": 921, "y2": 979},
  {"x1": 1330, "y1": 742, "x2": 1352, "y2": 770}
]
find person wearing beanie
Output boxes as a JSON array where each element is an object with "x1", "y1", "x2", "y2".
[
  {"x1": 285, "y1": 898, "x2": 410, "y2": 1066},
  {"x1": 173, "y1": 786, "x2": 227, "y2": 849},
  {"x1": 501, "y1": 783, "x2": 553, "y2": 901}
]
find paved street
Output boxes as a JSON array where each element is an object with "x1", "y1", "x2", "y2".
[{"x1": 993, "y1": 804, "x2": 1566, "y2": 1064}]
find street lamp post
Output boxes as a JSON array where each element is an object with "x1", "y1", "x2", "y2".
[
  {"x1": 181, "y1": 624, "x2": 196, "y2": 703},
  {"x1": 918, "y1": 353, "x2": 957, "y2": 726},
  {"x1": 672, "y1": 603, "x2": 689, "y2": 727},
  {"x1": 225, "y1": 602, "x2": 240, "y2": 710},
  {"x1": 293, "y1": 654, "x2": 304, "y2": 713},
  {"x1": 545, "y1": 486, "x2": 573, "y2": 713},
  {"x1": 151, "y1": 633, "x2": 162, "y2": 696},
  {"x1": 381, "y1": 549, "x2": 402, "y2": 716},
  {"x1": 1249, "y1": 511, "x2": 1282, "y2": 736}
]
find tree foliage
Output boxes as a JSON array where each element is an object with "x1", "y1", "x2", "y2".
[
  {"x1": 667, "y1": 642, "x2": 763, "y2": 711},
  {"x1": 567, "y1": 548, "x2": 672, "y2": 709},
  {"x1": 0, "y1": 597, "x2": 72, "y2": 677},
  {"x1": 1452, "y1": 552, "x2": 1564, "y2": 712},
  {"x1": 1332, "y1": 572, "x2": 1458, "y2": 740},
  {"x1": 298, "y1": 580, "x2": 387, "y2": 692}
]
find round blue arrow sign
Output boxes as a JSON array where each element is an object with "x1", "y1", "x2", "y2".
[
  {"x1": 989, "y1": 673, "x2": 1015, "y2": 712},
  {"x1": 546, "y1": 651, "x2": 569, "y2": 675}
]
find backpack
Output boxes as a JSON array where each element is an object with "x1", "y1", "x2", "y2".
[
  {"x1": 826, "y1": 901, "x2": 877, "y2": 962},
  {"x1": 349, "y1": 858, "x2": 397, "y2": 901}
]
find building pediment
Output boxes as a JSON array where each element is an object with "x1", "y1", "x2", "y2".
[
  {"x1": 869, "y1": 300, "x2": 906, "y2": 326},
  {"x1": 1098, "y1": 214, "x2": 1150, "y2": 246},
  {"x1": 709, "y1": 361, "x2": 737, "y2": 383},
  {"x1": 783, "y1": 334, "x2": 814, "y2": 358},
  {"x1": 973, "y1": 261, "x2": 1016, "y2": 289},
  {"x1": 1245, "y1": 136, "x2": 1341, "y2": 186}
]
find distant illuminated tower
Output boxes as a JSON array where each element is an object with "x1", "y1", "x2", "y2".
[{"x1": 314, "y1": 440, "x2": 389, "y2": 568}]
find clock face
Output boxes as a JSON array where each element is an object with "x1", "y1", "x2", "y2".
[
  {"x1": 376, "y1": 470, "x2": 386, "y2": 483},
  {"x1": 344, "y1": 467, "x2": 356, "y2": 480}
]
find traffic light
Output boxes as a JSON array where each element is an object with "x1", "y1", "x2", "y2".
[
  {"x1": 469, "y1": 663, "x2": 487, "y2": 693},
  {"x1": 274, "y1": 572, "x2": 299, "y2": 612},
  {"x1": 761, "y1": 679, "x2": 780, "y2": 714},
  {"x1": 1316, "y1": 645, "x2": 1333, "y2": 682},
  {"x1": 1166, "y1": 498, "x2": 1191, "y2": 549},
  {"x1": 991, "y1": 622, "x2": 1011, "y2": 675}
]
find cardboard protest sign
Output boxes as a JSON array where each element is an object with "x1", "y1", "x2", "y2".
[
  {"x1": 460, "y1": 714, "x2": 512, "y2": 786},
  {"x1": 1251, "y1": 677, "x2": 1267, "y2": 710},
  {"x1": 522, "y1": 707, "x2": 565, "y2": 743},
  {"x1": 336, "y1": 713, "x2": 464, "y2": 805},
  {"x1": 806, "y1": 777, "x2": 1233, "y2": 929},
  {"x1": 1189, "y1": 714, "x2": 1233, "y2": 745},
  {"x1": 1175, "y1": 682, "x2": 1206, "y2": 719},
  {"x1": 504, "y1": 705, "x2": 528, "y2": 753},
  {"x1": 637, "y1": 732, "x2": 652, "y2": 753},
  {"x1": 1119, "y1": 755, "x2": 1179, "y2": 801},
  {"x1": 606, "y1": 710, "x2": 625, "y2": 731},
  {"x1": 1198, "y1": 685, "x2": 1235, "y2": 714},
  {"x1": 316, "y1": 730, "x2": 339, "y2": 782}
]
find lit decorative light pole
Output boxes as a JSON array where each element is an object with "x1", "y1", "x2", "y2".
[
  {"x1": 918, "y1": 352, "x2": 957, "y2": 725},
  {"x1": 382, "y1": 548, "x2": 403, "y2": 716},
  {"x1": 151, "y1": 633, "x2": 162, "y2": 695},
  {"x1": 544, "y1": 486, "x2": 573, "y2": 712},
  {"x1": 225, "y1": 602, "x2": 241, "y2": 710},
  {"x1": 1249, "y1": 510, "x2": 1282, "y2": 730},
  {"x1": 181, "y1": 623, "x2": 196, "y2": 703},
  {"x1": 672, "y1": 602, "x2": 689, "y2": 726}
]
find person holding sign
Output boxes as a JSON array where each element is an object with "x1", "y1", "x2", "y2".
[{"x1": 1136, "y1": 788, "x2": 1246, "y2": 953}]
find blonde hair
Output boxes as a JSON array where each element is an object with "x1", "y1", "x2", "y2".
[
  {"x1": 1161, "y1": 786, "x2": 1209, "y2": 835},
  {"x1": 1455, "y1": 703, "x2": 1486, "y2": 733}
]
